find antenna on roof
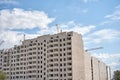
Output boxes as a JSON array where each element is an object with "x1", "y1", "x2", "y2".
[
  {"x1": 56, "y1": 24, "x2": 59, "y2": 33},
  {"x1": 56, "y1": 24, "x2": 62, "y2": 33},
  {"x1": 23, "y1": 34, "x2": 25, "y2": 41}
]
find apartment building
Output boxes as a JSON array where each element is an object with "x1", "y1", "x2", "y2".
[{"x1": 0, "y1": 31, "x2": 110, "y2": 80}]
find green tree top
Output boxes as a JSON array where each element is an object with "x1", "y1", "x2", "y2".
[
  {"x1": 113, "y1": 70, "x2": 120, "y2": 80},
  {"x1": 0, "y1": 71, "x2": 7, "y2": 80}
]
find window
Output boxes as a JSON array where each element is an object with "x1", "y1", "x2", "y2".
[
  {"x1": 67, "y1": 68, "x2": 72, "y2": 70},
  {"x1": 67, "y1": 47, "x2": 71, "y2": 50},
  {"x1": 60, "y1": 49, "x2": 62, "y2": 51},
  {"x1": 67, "y1": 37, "x2": 71, "y2": 40},
  {"x1": 60, "y1": 64, "x2": 62, "y2": 66},
  {"x1": 49, "y1": 40, "x2": 53, "y2": 43},
  {"x1": 64, "y1": 53, "x2": 66, "y2": 56},
  {"x1": 54, "y1": 44, "x2": 58, "y2": 47},
  {"x1": 44, "y1": 44, "x2": 46, "y2": 47},
  {"x1": 50, "y1": 49, "x2": 53, "y2": 52},
  {"x1": 68, "y1": 73, "x2": 72, "y2": 76},
  {"x1": 67, "y1": 62, "x2": 72, "y2": 65},
  {"x1": 38, "y1": 43, "x2": 40, "y2": 45},
  {"x1": 63, "y1": 38, "x2": 65, "y2": 41},
  {"x1": 33, "y1": 43, "x2": 36, "y2": 45},
  {"x1": 44, "y1": 49, "x2": 46, "y2": 51},
  {"x1": 54, "y1": 49, "x2": 58, "y2": 52},
  {"x1": 68, "y1": 78, "x2": 72, "y2": 80},
  {"x1": 63, "y1": 48, "x2": 66, "y2": 51},
  {"x1": 54, "y1": 39, "x2": 58, "y2": 42},
  {"x1": 67, "y1": 34, "x2": 71, "y2": 36},
  {"x1": 60, "y1": 54, "x2": 62, "y2": 56},
  {"x1": 67, "y1": 42, "x2": 71, "y2": 45},
  {"x1": 60, "y1": 74, "x2": 62, "y2": 77},
  {"x1": 54, "y1": 54, "x2": 58, "y2": 56},
  {"x1": 49, "y1": 45, "x2": 53, "y2": 47},
  {"x1": 44, "y1": 40, "x2": 46, "y2": 42},
  {"x1": 41, "y1": 47, "x2": 43, "y2": 50},
  {"x1": 64, "y1": 68, "x2": 66, "y2": 71},
  {"x1": 31, "y1": 41, "x2": 33, "y2": 43},
  {"x1": 64, "y1": 58, "x2": 66, "y2": 61},
  {"x1": 60, "y1": 58, "x2": 62, "y2": 61},
  {"x1": 67, "y1": 57, "x2": 72, "y2": 60},
  {"x1": 64, "y1": 74, "x2": 66, "y2": 76},
  {"x1": 60, "y1": 39, "x2": 62, "y2": 42},
  {"x1": 29, "y1": 44, "x2": 32, "y2": 46},
  {"x1": 51, "y1": 37, "x2": 53, "y2": 39},
  {"x1": 67, "y1": 52, "x2": 71, "y2": 55}
]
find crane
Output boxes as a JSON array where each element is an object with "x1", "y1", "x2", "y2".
[
  {"x1": 85, "y1": 47, "x2": 103, "y2": 52},
  {"x1": 56, "y1": 24, "x2": 62, "y2": 33}
]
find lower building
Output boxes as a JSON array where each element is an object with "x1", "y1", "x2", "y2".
[
  {"x1": 0, "y1": 31, "x2": 110, "y2": 80},
  {"x1": 84, "y1": 52, "x2": 111, "y2": 80}
]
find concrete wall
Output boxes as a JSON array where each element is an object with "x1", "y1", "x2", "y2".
[
  {"x1": 91, "y1": 57, "x2": 100, "y2": 80},
  {"x1": 99, "y1": 61, "x2": 108, "y2": 80},
  {"x1": 107, "y1": 66, "x2": 111, "y2": 80},
  {"x1": 91, "y1": 56, "x2": 109, "y2": 80},
  {"x1": 72, "y1": 32, "x2": 85, "y2": 80},
  {"x1": 84, "y1": 52, "x2": 92, "y2": 80}
]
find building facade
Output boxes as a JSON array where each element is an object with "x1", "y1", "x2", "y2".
[{"x1": 0, "y1": 31, "x2": 110, "y2": 80}]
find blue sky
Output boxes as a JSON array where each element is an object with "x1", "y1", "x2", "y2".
[{"x1": 0, "y1": 0, "x2": 120, "y2": 76}]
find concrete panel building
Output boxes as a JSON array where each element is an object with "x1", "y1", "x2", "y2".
[
  {"x1": 84, "y1": 52, "x2": 92, "y2": 80},
  {"x1": 91, "y1": 56, "x2": 111, "y2": 80},
  {"x1": 0, "y1": 31, "x2": 110, "y2": 80}
]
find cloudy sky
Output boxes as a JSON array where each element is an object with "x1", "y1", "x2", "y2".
[{"x1": 0, "y1": 0, "x2": 120, "y2": 76}]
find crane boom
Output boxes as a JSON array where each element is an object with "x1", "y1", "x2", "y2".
[{"x1": 85, "y1": 47, "x2": 103, "y2": 52}]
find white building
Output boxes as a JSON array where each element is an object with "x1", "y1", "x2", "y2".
[{"x1": 0, "y1": 31, "x2": 110, "y2": 80}]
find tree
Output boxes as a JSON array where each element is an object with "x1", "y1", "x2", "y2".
[
  {"x1": 113, "y1": 70, "x2": 120, "y2": 80},
  {"x1": 0, "y1": 71, "x2": 6, "y2": 80}
]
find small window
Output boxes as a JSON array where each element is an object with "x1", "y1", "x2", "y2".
[
  {"x1": 51, "y1": 37, "x2": 53, "y2": 39},
  {"x1": 31, "y1": 41, "x2": 33, "y2": 43},
  {"x1": 67, "y1": 34, "x2": 71, "y2": 36},
  {"x1": 44, "y1": 40, "x2": 46, "y2": 42},
  {"x1": 60, "y1": 39, "x2": 62, "y2": 42},
  {"x1": 67, "y1": 57, "x2": 72, "y2": 60}
]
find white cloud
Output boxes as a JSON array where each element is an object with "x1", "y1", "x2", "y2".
[
  {"x1": 83, "y1": 0, "x2": 99, "y2": 3},
  {"x1": 59, "y1": 21, "x2": 96, "y2": 35},
  {"x1": 64, "y1": 25, "x2": 95, "y2": 35},
  {"x1": 101, "y1": 5, "x2": 120, "y2": 25},
  {"x1": 105, "y1": 5, "x2": 120, "y2": 21},
  {"x1": 0, "y1": 0, "x2": 18, "y2": 5},
  {"x1": 0, "y1": 8, "x2": 55, "y2": 49},
  {"x1": 86, "y1": 29, "x2": 120, "y2": 44},
  {"x1": 82, "y1": 9, "x2": 88, "y2": 13},
  {"x1": 105, "y1": 11, "x2": 120, "y2": 20},
  {"x1": 116, "y1": 4, "x2": 120, "y2": 9},
  {"x1": 92, "y1": 53, "x2": 120, "y2": 60},
  {"x1": 0, "y1": 30, "x2": 40, "y2": 49},
  {"x1": 0, "y1": 30, "x2": 22, "y2": 49},
  {"x1": 0, "y1": 8, "x2": 55, "y2": 30},
  {"x1": 37, "y1": 21, "x2": 96, "y2": 35},
  {"x1": 0, "y1": 20, "x2": 96, "y2": 49}
]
